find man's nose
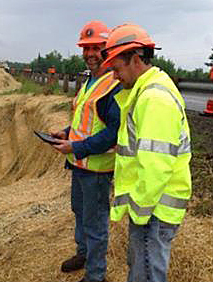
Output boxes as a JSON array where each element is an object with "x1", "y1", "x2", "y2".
[{"x1": 87, "y1": 48, "x2": 94, "y2": 55}]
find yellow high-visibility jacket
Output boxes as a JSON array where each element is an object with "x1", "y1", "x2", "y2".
[
  {"x1": 67, "y1": 71, "x2": 119, "y2": 172},
  {"x1": 111, "y1": 67, "x2": 192, "y2": 225}
]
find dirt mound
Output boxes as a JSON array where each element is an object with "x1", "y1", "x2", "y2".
[
  {"x1": 0, "y1": 68, "x2": 21, "y2": 94},
  {"x1": 0, "y1": 95, "x2": 212, "y2": 282},
  {"x1": 0, "y1": 94, "x2": 71, "y2": 185}
]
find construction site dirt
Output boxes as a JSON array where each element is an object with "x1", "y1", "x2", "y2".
[{"x1": 0, "y1": 93, "x2": 212, "y2": 282}]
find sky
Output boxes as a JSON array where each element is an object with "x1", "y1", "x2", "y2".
[{"x1": 0, "y1": 0, "x2": 213, "y2": 71}]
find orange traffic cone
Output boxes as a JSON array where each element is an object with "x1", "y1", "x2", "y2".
[{"x1": 203, "y1": 99, "x2": 213, "y2": 116}]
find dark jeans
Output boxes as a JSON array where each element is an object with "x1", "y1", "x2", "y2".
[
  {"x1": 127, "y1": 215, "x2": 179, "y2": 282},
  {"x1": 71, "y1": 168, "x2": 112, "y2": 281}
]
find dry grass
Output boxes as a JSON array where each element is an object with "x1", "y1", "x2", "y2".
[
  {"x1": 0, "y1": 69, "x2": 21, "y2": 94},
  {"x1": 0, "y1": 95, "x2": 212, "y2": 282}
]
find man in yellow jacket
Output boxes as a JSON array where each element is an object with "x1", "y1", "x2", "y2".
[{"x1": 101, "y1": 24, "x2": 192, "y2": 282}]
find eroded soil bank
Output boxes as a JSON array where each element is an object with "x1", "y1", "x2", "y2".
[{"x1": 0, "y1": 94, "x2": 212, "y2": 282}]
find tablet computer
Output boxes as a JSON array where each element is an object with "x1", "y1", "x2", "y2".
[{"x1": 34, "y1": 131, "x2": 60, "y2": 145}]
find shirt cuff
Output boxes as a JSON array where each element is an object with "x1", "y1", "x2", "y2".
[{"x1": 72, "y1": 141, "x2": 89, "y2": 160}]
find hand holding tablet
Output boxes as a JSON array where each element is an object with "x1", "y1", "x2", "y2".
[{"x1": 34, "y1": 131, "x2": 61, "y2": 145}]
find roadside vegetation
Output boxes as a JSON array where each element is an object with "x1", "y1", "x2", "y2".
[
  {"x1": 187, "y1": 111, "x2": 213, "y2": 216},
  {"x1": 2, "y1": 75, "x2": 76, "y2": 97},
  {"x1": 16, "y1": 76, "x2": 44, "y2": 94},
  {"x1": 6, "y1": 49, "x2": 211, "y2": 82}
]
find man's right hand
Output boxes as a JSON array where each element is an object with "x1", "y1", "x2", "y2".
[{"x1": 51, "y1": 130, "x2": 67, "y2": 140}]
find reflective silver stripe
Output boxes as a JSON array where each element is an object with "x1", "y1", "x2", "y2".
[
  {"x1": 117, "y1": 89, "x2": 142, "y2": 156},
  {"x1": 145, "y1": 83, "x2": 184, "y2": 116},
  {"x1": 145, "y1": 83, "x2": 186, "y2": 125},
  {"x1": 87, "y1": 76, "x2": 119, "y2": 133},
  {"x1": 116, "y1": 34, "x2": 137, "y2": 45},
  {"x1": 113, "y1": 193, "x2": 154, "y2": 216},
  {"x1": 117, "y1": 83, "x2": 191, "y2": 156},
  {"x1": 71, "y1": 128, "x2": 90, "y2": 139},
  {"x1": 119, "y1": 136, "x2": 191, "y2": 156},
  {"x1": 113, "y1": 193, "x2": 188, "y2": 216},
  {"x1": 117, "y1": 144, "x2": 134, "y2": 156},
  {"x1": 129, "y1": 198, "x2": 155, "y2": 216},
  {"x1": 159, "y1": 194, "x2": 188, "y2": 209},
  {"x1": 113, "y1": 193, "x2": 129, "y2": 206},
  {"x1": 106, "y1": 147, "x2": 115, "y2": 153},
  {"x1": 125, "y1": 108, "x2": 137, "y2": 155},
  {"x1": 79, "y1": 72, "x2": 112, "y2": 132},
  {"x1": 117, "y1": 104, "x2": 137, "y2": 156},
  {"x1": 138, "y1": 139, "x2": 179, "y2": 156},
  {"x1": 178, "y1": 130, "x2": 191, "y2": 154},
  {"x1": 87, "y1": 101, "x2": 94, "y2": 132}
]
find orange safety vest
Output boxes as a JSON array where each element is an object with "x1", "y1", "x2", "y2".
[{"x1": 66, "y1": 71, "x2": 119, "y2": 172}]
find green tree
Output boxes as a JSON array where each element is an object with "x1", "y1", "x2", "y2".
[
  {"x1": 176, "y1": 67, "x2": 208, "y2": 81},
  {"x1": 45, "y1": 50, "x2": 63, "y2": 73},
  {"x1": 62, "y1": 55, "x2": 86, "y2": 77},
  {"x1": 191, "y1": 68, "x2": 208, "y2": 80},
  {"x1": 152, "y1": 55, "x2": 176, "y2": 77},
  {"x1": 31, "y1": 53, "x2": 47, "y2": 73},
  {"x1": 9, "y1": 49, "x2": 210, "y2": 81},
  {"x1": 152, "y1": 55, "x2": 209, "y2": 81},
  {"x1": 7, "y1": 61, "x2": 26, "y2": 73},
  {"x1": 30, "y1": 51, "x2": 86, "y2": 77}
]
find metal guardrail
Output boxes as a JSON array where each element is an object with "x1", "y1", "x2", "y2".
[
  {"x1": 178, "y1": 81, "x2": 213, "y2": 93},
  {"x1": 30, "y1": 72, "x2": 213, "y2": 94}
]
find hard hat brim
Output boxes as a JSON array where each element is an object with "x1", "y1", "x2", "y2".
[
  {"x1": 101, "y1": 42, "x2": 146, "y2": 67},
  {"x1": 77, "y1": 38, "x2": 107, "y2": 47}
]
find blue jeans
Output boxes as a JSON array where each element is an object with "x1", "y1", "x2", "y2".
[
  {"x1": 127, "y1": 215, "x2": 179, "y2": 282},
  {"x1": 71, "y1": 168, "x2": 112, "y2": 281}
]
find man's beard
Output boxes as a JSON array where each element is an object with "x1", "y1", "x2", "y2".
[{"x1": 85, "y1": 56, "x2": 103, "y2": 73}]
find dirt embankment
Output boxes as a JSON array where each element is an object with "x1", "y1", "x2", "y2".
[
  {"x1": 0, "y1": 94, "x2": 212, "y2": 282},
  {"x1": 0, "y1": 69, "x2": 21, "y2": 94},
  {"x1": 0, "y1": 94, "x2": 70, "y2": 185}
]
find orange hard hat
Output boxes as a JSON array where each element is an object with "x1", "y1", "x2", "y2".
[
  {"x1": 101, "y1": 24, "x2": 156, "y2": 65},
  {"x1": 77, "y1": 20, "x2": 110, "y2": 47}
]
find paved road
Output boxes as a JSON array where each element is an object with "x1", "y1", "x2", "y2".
[
  {"x1": 178, "y1": 81, "x2": 213, "y2": 112},
  {"x1": 179, "y1": 81, "x2": 213, "y2": 92},
  {"x1": 181, "y1": 90, "x2": 213, "y2": 112}
]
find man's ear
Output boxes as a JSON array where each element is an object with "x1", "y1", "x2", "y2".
[{"x1": 133, "y1": 53, "x2": 141, "y2": 66}]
